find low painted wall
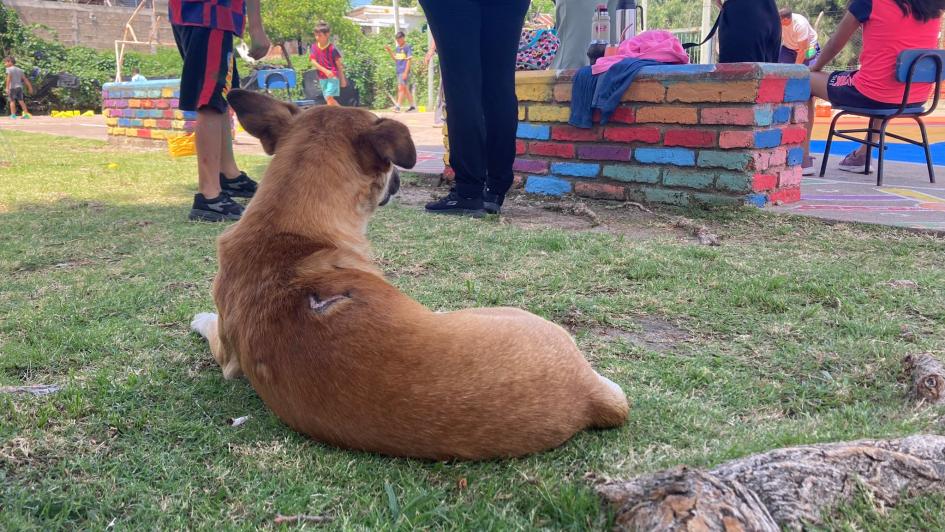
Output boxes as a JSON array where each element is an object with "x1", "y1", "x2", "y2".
[
  {"x1": 101, "y1": 79, "x2": 196, "y2": 146},
  {"x1": 444, "y1": 63, "x2": 810, "y2": 207}
]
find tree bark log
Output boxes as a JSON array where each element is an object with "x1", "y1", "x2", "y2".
[
  {"x1": 903, "y1": 353, "x2": 945, "y2": 405},
  {"x1": 595, "y1": 435, "x2": 945, "y2": 531}
]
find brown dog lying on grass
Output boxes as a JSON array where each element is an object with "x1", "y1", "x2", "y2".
[{"x1": 190, "y1": 90, "x2": 629, "y2": 460}]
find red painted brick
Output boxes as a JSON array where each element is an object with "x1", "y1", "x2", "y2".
[
  {"x1": 574, "y1": 181, "x2": 627, "y2": 201},
  {"x1": 529, "y1": 141, "x2": 575, "y2": 158},
  {"x1": 162, "y1": 110, "x2": 175, "y2": 119},
  {"x1": 713, "y1": 63, "x2": 759, "y2": 79},
  {"x1": 780, "y1": 126, "x2": 808, "y2": 145},
  {"x1": 610, "y1": 107, "x2": 635, "y2": 124},
  {"x1": 516, "y1": 140, "x2": 526, "y2": 155},
  {"x1": 768, "y1": 186, "x2": 801, "y2": 204},
  {"x1": 719, "y1": 131, "x2": 754, "y2": 149},
  {"x1": 752, "y1": 173, "x2": 777, "y2": 192},
  {"x1": 700, "y1": 107, "x2": 755, "y2": 126},
  {"x1": 156, "y1": 119, "x2": 172, "y2": 129},
  {"x1": 757, "y1": 78, "x2": 788, "y2": 103},
  {"x1": 156, "y1": 100, "x2": 170, "y2": 109},
  {"x1": 551, "y1": 125, "x2": 601, "y2": 141},
  {"x1": 603, "y1": 126, "x2": 661, "y2": 144},
  {"x1": 141, "y1": 99, "x2": 154, "y2": 109},
  {"x1": 136, "y1": 128, "x2": 151, "y2": 138},
  {"x1": 664, "y1": 129, "x2": 717, "y2": 148}
]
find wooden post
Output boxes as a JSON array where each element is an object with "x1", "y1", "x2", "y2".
[
  {"x1": 699, "y1": 0, "x2": 714, "y2": 64},
  {"x1": 393, "y1": 0, "x2": 401, "y2": 35}
]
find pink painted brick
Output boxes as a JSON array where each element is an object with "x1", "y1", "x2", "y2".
[
  {"x1": 781, "y1": 126, "x2": 807, "y2": 145},
  {"x1": 156, "y1": 99, "x2": 170, "y2": 109},
  {"x1": 720, "y1": 131, "x2": 754, "y2": 149},
  {"x1": 577, "y1": 145, "x2": 632, "y2": 161},
  {"x1": 757, "y1": 78, "x2": 788, "y2": 103},
  {"x1": 183, "y1": 120, "x2": 196, "y2": 132},
  {"x1": 516, "y1": 140, "x2": 527, "y2": 155},
  {"x1": 603, "y1": 126, "x2": 661, "y2": 144},
  {"x1": 752, "y1": 150, "x2": 771, "y2": 171},
  {"x1": 170, "y1": 99, "x2": 180, "y2": 108},
  {"x1": 664, "y1": 129, "x2": 716, "y2": 148},
  {"x1": 778, "y1": 166, "x2": 802, "y2": 187},
  {"x1": 753, "y1": 173, "x2": 777, "y2": 192},
  {"x1": 513, "y1": 158, "x2": 550, "y2": 173},
  {"x1": 700, "y1": 107, "x2": 755, "y2": 126},
  {"x1": 793, "y1": 103, "x2": 809, "y2": 124},
  {"x1": 769, "y1": 147, "x2": 787, "y2": 167}
]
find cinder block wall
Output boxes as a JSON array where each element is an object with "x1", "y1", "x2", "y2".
[
  {"x1": 443, "y1": 63, "x2": 810, "y2": 207},
  {"x1": 102, "y1": 79, "x2": 196, "y2": 144}
]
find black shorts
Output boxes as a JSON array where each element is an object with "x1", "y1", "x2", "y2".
[
  {"x1": 172, "y1": 24, "x2": 240, "y2": 113},
  {"x1": 7, "y1": 87, "x2": 24, "y2": 102},
  {"x1": 827, "y1": 70, "x2": 923, "y2": 111}
]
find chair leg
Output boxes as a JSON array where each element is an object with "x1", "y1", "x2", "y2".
[
  {"x1": 916, "y1": 117, "x2": 935, "y2": 184},
  {"x1": 876, "y1": 119, "x2": 890, "y2": 186},
  {"x1": 820, "y1": 111, "x2": 843, "y2": 177},
  {"x1": 864, "y1": 120, "x2": 874, "y2": 176}
]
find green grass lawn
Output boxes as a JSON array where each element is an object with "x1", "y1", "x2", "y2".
[{"x1": 1, "y1": 131, "x2": 944, "y2": 530}]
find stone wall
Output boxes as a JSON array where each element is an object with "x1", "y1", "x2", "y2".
[
  {"x1": 102, "y1": 79, "x2": 195, "y2": 145},
  {"x1": 3, "y1": 0, "x2": 172, "y2": 51},
  {"x1": 444, "y1": 63, "x2": 810, "y2": 207}
]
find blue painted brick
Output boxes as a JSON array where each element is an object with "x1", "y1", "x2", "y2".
[
  {"x1": 745, "y1": 193, "x2": 769, "y2": 207},
  {"x1": 133, "y1": 90, "x2": 147, "y2": 98},
  {"x1": 635, "y1": 148, "x2": 695, "y2": 166},
  {"x1": 754, "y1": 106, "x2": 774, "y2": 126},
  {"x1": 129, "y1": 119, "x2": 143, "y2": 127},
  {"x1": 135, "y1": 109, "x2": 149, "y2": 118},
  {"x1": 147, "y1": 90, "x2": 162, "y2": 98},
  {"x1": 122, "y1": 109, "x2": 134, "y2": 117},
  {"x1": 525, "y1": 175, "x2": 572, "y2": 196},
  {"x1": 173, "y1": 90, "x2": 181, "y2": 98},
  {"x1": 773, "y1": 106, "x2": 791, "y2": 124},
  {"x1": 182, "y1": 111, "x2": 198, "y2": 121},
  {"x1": 517, "y1": 123, "x2": 551, "y2": 140},
  {"x1": 118, "y1": 118, "x2": 131, "y2": 127},
  {"x1": 150, "y1": 110, "x2": 164, "y2": 118},
  {"x1": 551, "y1": 162, "x2": 600, "y2": 178},
  {"x1": 753, "y1": 129, "x2": 782, "y2": 149},
  {"x1": 784, "y1": 78, "x2": 810, "y2": 102},
  {"x1": 697, "y1": 151, "x2": 751, "y2": 170},
  {"x1": 787, "y1": 147, "x2": 804, "y2": 166}
]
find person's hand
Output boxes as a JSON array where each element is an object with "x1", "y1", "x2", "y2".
[
  {"x1": 384, "y1": 45, "x2": 392, "y2": 52},
  {"x1": 326, "y1": 71, "x2": 336, "y2": 79},
  {"x1": 402, "y1": 72, "x2": 408, "y2": 82},
  {"x1": 248, "y1": 30, "x2": 271, "y2": 60},
  {"x1": 424, "y1": 50, "x2": 434, "y2": 65}
]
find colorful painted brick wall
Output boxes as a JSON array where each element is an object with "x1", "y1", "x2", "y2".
[
  {"x1": 101, "y1": 79, "x2": 197, "y2": 145},
  {"x1": 443, "y1": 63, "x2": 809, "y2": 207}
]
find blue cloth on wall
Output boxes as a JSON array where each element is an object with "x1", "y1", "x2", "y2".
[{"x1": 569, "y1": 59, "x2": 664, "y2": 128}]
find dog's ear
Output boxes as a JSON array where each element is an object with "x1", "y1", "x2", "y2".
[
  {"x1": 227, "y1": 89, "x2": 300, "y2": 155},
  {"x1": 354, "y1": 118, "x2": 417, "y2": 174}
]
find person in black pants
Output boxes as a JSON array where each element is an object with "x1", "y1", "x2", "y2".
[
  {"x1": 420, "y1": 0, "x2": 531, "y2": 217},
  {"x1": 715, "y1": 0, "x2": 781, "y2": 63}
]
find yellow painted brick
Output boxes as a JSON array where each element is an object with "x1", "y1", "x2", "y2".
[
  {"x1": 527, "y1": 104, "x2": 570, "y2": 123},
  {"x1": 518, "y1": 105, "x2": 526, "y2": 120},
  {"x1": 172, "y1": 120, "x2": 185, "y2": 130},
  {"x1": 105, "y1": 117, "x2": 118, "y2": 126},
  {"x1": 553, "y1": 83, "x2": 572, "y2": 102},
  {"x1": 128, "y1": 99, "x2": 141, "y2": 108},
  {"x1": 174, "y1": 110, "x2": 184, "y2": 120},
  {"x1": 620, "y1": 81, "x2": 666, "y2": 103},
  {"x1": 151, "y1": 129, "x2": 167, "y2": 140},
  {"x1": 515, "y1": 81, "x2": 553, "y2": 102},
  {"x1": 666, "y1": 81, "x2": 757, "y2": 103},
  {"x1": 142, "y1": 119, "x2": 157, "y2": 128},
  {"x1": 443, "y1": 152, "x2": 450, "y2": 165},
  {"x1": 161, "y1": 87, "x2": 175, "y2": 98}
]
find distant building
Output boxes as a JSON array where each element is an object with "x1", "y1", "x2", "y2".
[{"x1": 345, "y1": 5, "x2": 426, "y2": 34}]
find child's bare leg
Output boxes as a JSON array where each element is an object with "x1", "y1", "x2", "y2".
[
  {"x1": 219, "y1": 110, "x2": 241, "y2": 178},
  {"x1": 805, "y1": 71, "x2": 830, "y2": 159},
  {"x1": 19, "y1": 101, "x2": 29, "y2": 114},
  {"x1": 8, "y1": 99, "x2": 15, "y2": 116},
  {"x1": 195, "y1": 108, "x2": 225, "y2": 198},
  {"x1": 326, "y1": 96, "x2": 339, "y2": 106}
]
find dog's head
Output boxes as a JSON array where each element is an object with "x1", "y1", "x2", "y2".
[{"x1": 227, "y1": 89, "x2": 415, "y2": 209}]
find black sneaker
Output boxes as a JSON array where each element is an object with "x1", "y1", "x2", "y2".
[
  {"x1": 220, "y1": 171, "x2": 258, "y2": 198},
  {"x1": 406, "y1": 106, "x2": 417, "y2": 113},
  {"x1": 425, "y1": 190, "x2": 485, "y2": 217},
  {"x1": 189, "y1": 192, "x2": 244, "y2": 222},
  {"x1": 483, "y1": 190, "x2": 505, "y2": 215}
]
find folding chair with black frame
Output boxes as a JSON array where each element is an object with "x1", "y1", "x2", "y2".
[{"x1": 819, "y1": 49, "x2": 945, "y2": 186}]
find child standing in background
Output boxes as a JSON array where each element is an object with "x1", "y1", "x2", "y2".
[{"x1": 310, "y1": 21, "x2": 347, "y2": 107}]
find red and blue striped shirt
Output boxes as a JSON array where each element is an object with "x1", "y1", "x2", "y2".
[{"x1": 168, "y1": 0, "x2": 246, "y2": 35}]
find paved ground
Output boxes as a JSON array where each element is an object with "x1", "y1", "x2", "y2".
[{"x1": 3, "y1": 111, "x2": 945, "y2": 232}]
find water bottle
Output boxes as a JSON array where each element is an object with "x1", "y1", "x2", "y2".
[
  {"x1": 587, "y1": 4, "x2": 610, "y2": 65},
  {"x1": 614, "y1": 0, "x2": 638, "y2": 43}
]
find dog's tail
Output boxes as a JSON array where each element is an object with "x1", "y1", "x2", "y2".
[{"x1": 587, "y1": 372, "x2": 630, "y2": 428}]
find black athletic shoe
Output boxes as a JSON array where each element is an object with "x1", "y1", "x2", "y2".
[
  {"x1": 405, "y1": 106, "x2": 417, "y2": 113},
  {"x1": 189, "y1": 192, "x2": 244, "y2": 222},
  {"x1": 425, "y1": 190, "x2": 485, "y2": 217},
  {"x1": 483, "y1": 190, "x2": 505, "y2": 215},
  {"x1": 220, "y1": 171, "x2": 258, "y2": 198}
]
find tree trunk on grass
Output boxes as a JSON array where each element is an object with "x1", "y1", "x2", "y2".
[
  {"x1": 903, "y1": 353, "x2": 945, "y2": 405},
  {"x1": 595, "y1": 435, "x2": 945, "y2": 531}
]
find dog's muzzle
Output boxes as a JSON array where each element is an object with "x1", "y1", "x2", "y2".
[{"x1": 379, "y1": 169, "x2": 401, "y2": 206}]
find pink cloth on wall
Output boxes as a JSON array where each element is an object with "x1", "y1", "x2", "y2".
[{"x1": 591, "y1": 30, "x2": 690, "y2": 75}]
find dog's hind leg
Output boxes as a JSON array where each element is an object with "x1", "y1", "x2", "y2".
[
  {"x1": 191, "y1": 312, "x2": 242, "y2": 379},
  {"x1": 587, "y1": 372, "x2": 630, "y2": 429}
]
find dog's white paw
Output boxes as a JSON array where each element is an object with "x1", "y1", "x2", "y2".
[{"x1": 190, "y1": 312, "x2": 218, "y2": 338}]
